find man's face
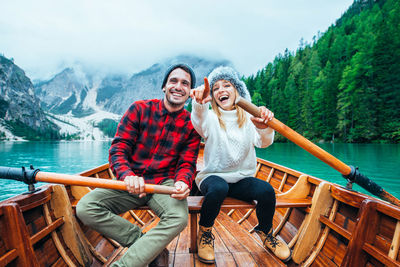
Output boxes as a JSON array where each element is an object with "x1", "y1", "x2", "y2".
[{"x1": 163, "y1": 68, "x2": 191, "y2": 108}]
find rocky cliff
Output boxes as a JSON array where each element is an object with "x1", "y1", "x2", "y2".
[{"x1": 0, "y1": 56, "x2": 59, "y2": 140}]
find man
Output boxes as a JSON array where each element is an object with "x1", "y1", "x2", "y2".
[{"x1": 76, "y1": 64, "x2": 201, "y2": 267}]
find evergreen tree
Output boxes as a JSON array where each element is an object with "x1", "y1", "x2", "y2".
[{"x1": 243, "y1": 0, "x2": 399, "y2": 143}]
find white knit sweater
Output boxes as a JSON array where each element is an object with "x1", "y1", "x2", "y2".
[{"x1": 191, "y1": 100, "x2": 275, "y2": 188}]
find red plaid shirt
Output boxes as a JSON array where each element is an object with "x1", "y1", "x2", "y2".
[{"x1": 109, "y1": 99, "x2": 201, "y2": 188}]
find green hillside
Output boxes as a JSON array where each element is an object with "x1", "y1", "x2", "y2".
[{"x1": 245, "y1": 0, "x2": 400, "y2": 143}]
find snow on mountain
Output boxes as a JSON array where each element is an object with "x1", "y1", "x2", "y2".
[
  {"x1": 31, "y1": 54, "x2": 233, "y2": 140},
  {"x1": 46, "y1": 79, "x2": 121, "y2": 140},
  {"x1": 48, "y1": 110, "x2": 120, "y2": 140}
]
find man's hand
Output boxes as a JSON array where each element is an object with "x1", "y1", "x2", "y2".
[
  {"x1": 250, "y1": 106, "x2": 274, "y2": 129},
  {"x1": 171, "y1": 181, "x2": 190, "y2": 200},
  {"x1": 124, "y1": 175, "x2": 146, "y2": 198}
]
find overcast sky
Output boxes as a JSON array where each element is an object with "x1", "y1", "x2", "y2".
[{"x1": 1, "y1": 0, "x2": 354, "y2": 80}]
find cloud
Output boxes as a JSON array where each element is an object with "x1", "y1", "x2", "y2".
[{"x1": 0, "y1": 0, "x2": 353, "y2": 80}]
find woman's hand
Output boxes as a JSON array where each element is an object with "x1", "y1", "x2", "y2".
[
  {"x1": 190, "y1": 77, "x2": 212, "y2": 104},
  {"x1": 250, "y1": 106, "x2": 274, "y2": 129},
  {"x1": 171, "y1": 181, "x2": 190, "y2": 200}
]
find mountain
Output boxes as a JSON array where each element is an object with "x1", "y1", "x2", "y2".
[
  {"x1": 35, "y1": 67, "x2": 95, "y2": 117},
  {"x1": 36, "y1": 55, "x2": 231, "y2": 115},
  {"x1": 0, "y1": 55, "x2": 59, "y2": 140},
  {"x1": 31, "y1": 54, "x2": 232, "y2": 140}
]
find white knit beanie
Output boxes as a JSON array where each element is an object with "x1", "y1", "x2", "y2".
[{"x1": 208, "y1": 66, "x2": 251, "y2": 101}]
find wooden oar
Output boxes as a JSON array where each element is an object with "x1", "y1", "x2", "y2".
[
  {"x1": 0, "y1": 166, "x2": 175, "y2": 194},
  {"x1": 236, "y1": 96, "x2": 400, "y2": 207}
]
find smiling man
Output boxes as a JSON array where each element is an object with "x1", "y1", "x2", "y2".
[{"x1": 76, "y1": 64, "x2": 201, "y2": 267}]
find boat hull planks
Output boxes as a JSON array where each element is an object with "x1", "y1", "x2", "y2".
[{"x1": 1, "y1": 154, "x2": 400, "y2": 266}]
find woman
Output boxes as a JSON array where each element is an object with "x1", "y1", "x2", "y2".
[{"x1": 190, "y1": 66, "x2": 291, "y2": 263}]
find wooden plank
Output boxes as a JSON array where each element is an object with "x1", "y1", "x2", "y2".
[
  {"x1": 236, "y1": 208, "x2": 254, "y2": 224},
  {"x1": 108, "y1": 168, "x2": 116, "y2": 179},
  {"x1": 187, "y1": 197, "x2": 256, "y2": 211},
  {"x1": 30, "y1": 217, "x2": 64, "y2": 245},
  {"x1": 43, "y1": 203, "x2": 76, "y2": 267},
  {"x1": 257, "y1": 158, "x2": 306, "y2": 179},
  {"x1": 212, "y1": 223, "x2": 232, "y2": 254},
  {"x1": 175, "y1": 225, "x2": 191, "y2": 253},
  {"x1": 214, "y1": 219, "x2": 245, "y2": 253},
  {"x1": 20, "y1": 193, "x2": 53, "y2": 212},
  {"x1": 166, "y1": 233, "x2": 179, "y2": 253},
  {"x1": 266, "y1": 167, "x2": 275, "y2": 183},
  {"x1": 292, "y1": 182, "x2": 333, "y2": 263},
  {"x1": 319, "y1": 215, "x2": 352, "y2": 240},
  {"x1": 342, "y1": 199, "x2": 379, "y2": 266},
  {"x1": 254, "y1": 163, "x2": 261, "y2": 177},
  {"x1": 189, "y1": 213, "x2": 197, "y2": 253},
  {"x1": 215, "y1": 252, "x2": 237, "y2": 267},
  {"x1": 278, "y1": 173, "x2": 288, "y2": 192},
  {"x1": 312, "y1": 249, "x2": 338, "y2": 267},
  {"x1": 232, "y1": 252, "x2": 258, "y2": 266},
  {"x1": 389, "y1": 221, "x2": 400, "y2": 260},
  {"x1": 251, "y1": 251, "x2": 285, "y2": 266},
  {"x1": 0, "y1": 248, "x2": 18, "y2": 266},
  {"x1": 320, "y1": 233, "x2": 339, "y2": 261},
  {"x1": 79, "y1": 231, "x2": 108, "y2": 264},
  {"x1": 363, "y1": 243, "x2": 400, "y2": 267},
  {"x1": 78, "y1": 163, "x2": 110, "y2": 177},
  {"x1": 173, "y1": 252, "x2": 193, "y2": 267},
  {"x1": 0, "y1": 203, "x2": 40, "y2": 266},
  {"x1": 281, "y1": 175, "x2": 299, "y2": 193},
  {"x1": 216, "y1": 212, "x2": 265, "y2": 253},
  {"x1": 331, "y1": 185, "x2": 368, "y2": 208},
  {"x1": 333, "y1": 209, "x2": 357, "y2": 234},
  {"x1": 277, "y1": 174, "x2": 311, "y2": 199},
  {"x1": 300, "y1": 198, "x2": 338, "y2": 266}
]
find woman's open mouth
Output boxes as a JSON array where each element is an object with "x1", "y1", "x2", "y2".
[{"x1": 219, "y1": 95, "x2": 229, "y2": 103}]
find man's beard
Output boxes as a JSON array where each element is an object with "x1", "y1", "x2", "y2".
[{"x1": 166, "y1": 93, "x2": 187, "y2": 107}]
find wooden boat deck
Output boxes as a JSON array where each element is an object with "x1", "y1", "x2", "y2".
[{"x1": 2, "y1": 150, "x2": 400, "y2": 266}]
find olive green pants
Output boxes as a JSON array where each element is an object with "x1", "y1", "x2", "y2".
[{"x1": 76, "y1": 179, "x2": 188, "y2": 267}]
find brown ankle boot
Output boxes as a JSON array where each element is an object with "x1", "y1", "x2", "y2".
[
  {"x1": 197, "y1": 225, "x2": 215, "y2": 264},
  {"x1": 256, "y1": 229, "x2": 292, "y2": 262}
]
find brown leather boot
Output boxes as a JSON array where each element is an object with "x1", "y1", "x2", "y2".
[
  {"x1": 256, "y1": 229, "x2": 291, "y2": 262},
  {"x1": 149, "y1": 248, "x2": 169, "y2": 267},
  {"x1": 197, "y1": 225, "x2": 215, "y2": 264}
]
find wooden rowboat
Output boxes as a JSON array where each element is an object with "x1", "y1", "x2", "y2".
[{"x1": 1, "y1": 143, "x2": 400, "y2": 267}]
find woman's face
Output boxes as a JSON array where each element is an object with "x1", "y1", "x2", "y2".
[{"x1": 212, "y1": 80, "x2": 237, "y2": 110}]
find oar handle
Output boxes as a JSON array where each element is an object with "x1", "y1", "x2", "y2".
[
  {"x1": 35, "y1": 172, "x2": 175, "y2": 194},
  {"x1": 0, "y1": 166, "x2": 175, "y2": 195},
  {"x1": 236, "y1": 97, "x2": 351, "y2": 175},
  {"x1": 236, "y1": 97, "x2": 400, "y2": 207}
]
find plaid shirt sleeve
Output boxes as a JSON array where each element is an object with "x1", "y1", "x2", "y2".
[
  {"x1": 109, "y1": 99, "x2": 201, "y2": 188},
  {"x1": 108, "y1": 103, "x2": 139, "y2": 181},
  {"x1": 174, "y1": 126, "x2": 201, "y2": 188}
]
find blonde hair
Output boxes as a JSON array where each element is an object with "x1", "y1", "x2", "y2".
[{"x1": 211, "y1": 89, "x2": 247, "y2": 130}]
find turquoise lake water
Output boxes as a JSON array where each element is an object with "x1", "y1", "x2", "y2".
[{"x1": 0, "y1": 141, "x2": 399, "y2": 202}]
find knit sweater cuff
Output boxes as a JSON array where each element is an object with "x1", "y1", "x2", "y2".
[
  {"x1": 192, "y1": 99, "x2": 210, "y2": 111},
  {"x1": 255, "y1": 126, "x2": 274, "y2": 135}
]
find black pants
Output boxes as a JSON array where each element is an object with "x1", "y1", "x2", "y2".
[{"x1": 199, "y1": 175, "x2": 276, "y2": 234}]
